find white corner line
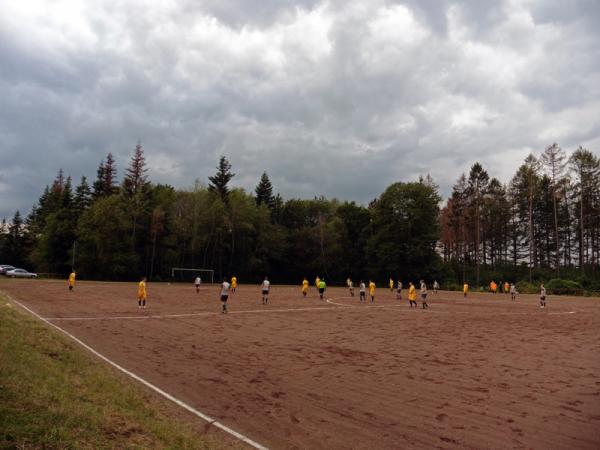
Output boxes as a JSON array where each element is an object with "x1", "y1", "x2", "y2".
[{"x1": 9, "y1": 297, "x2": 269, "y2": 450}]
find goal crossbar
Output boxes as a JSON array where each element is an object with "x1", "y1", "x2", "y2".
[{"x1": 171, "y1": 268, "x2": 214, "y2": 284}]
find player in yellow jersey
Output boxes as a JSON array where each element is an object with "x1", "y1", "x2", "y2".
[
  {"x1": 504, "y1": 281, "x2": 510, "y2": 295},
  {"x1": 389, "y1": 278, "x2": 394, "y2": 292},
  {"x1": 490, "y1": 280, "x2": 497, "y2": 294},
  {"x1": 231, "y1": 276, "x2": 237, "y2": 293},
  {"x1": 369, "y1": 280, "x2": 376, "y2": 303},
  {"x1": 138, "y1": 277, "x2": 147, "y2": 309},
  {"x1": 315, "y1": 276, "x2": 320, "y2": 289},
  {"x1": 408, "y1": 282, "x2": 417, "y2": 308},
  {"x1": 463, "y1": 282, "x2": 469, "y2": 298},
  {"x1": 347, "y1": 278, "x2": 354, "y2": 296},
  {"x1": 302, "y1": 278, "x2": 309, "y2": 297},
  {"x1": 68, "y1": 271, "x2": 76, "y2": 291}
]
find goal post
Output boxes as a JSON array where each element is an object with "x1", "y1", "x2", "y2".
[{"x1": 170, "y1": 268, "x2": 214, "y2": 284}]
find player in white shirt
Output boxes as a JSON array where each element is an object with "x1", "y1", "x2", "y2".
[
  {"x1": 220, "y1": 278, "x2": 230, "y2": 313},
  {"x1": 540, "y1": 283, "x2": 547, "y2": 308},
  {"x1": 359, "y1": 281, "x2": 366, "y2": 303},
  {"x1": 261, "y1": 277, "x2": 271, "y2": 304},
  {"x1": 195, "y1": 276, "x2": 202, "y2": 294}
]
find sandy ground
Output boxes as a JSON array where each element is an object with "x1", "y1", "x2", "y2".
[{"x1": 2, "y1": 278, "x2": 600, "y2": 450}]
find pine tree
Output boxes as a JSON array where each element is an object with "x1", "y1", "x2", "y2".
[
  {"x1": 541, "y1": 143, "x2": 567, "y2": 273},
  {"x1": 466, "y1": 163, "x2": 489, "y2": 287},
  {"x1": 6, "y1": 211, "x2": 26, "y2": 266},
  {"x1": 122, "y1": 141, "x2": 148, "y2": 197},
  {"x1": 570, "y1": 147, "x2": 600, "y2": 273},
  {"x1": 92, "y1": 159, "x2": 106, "y2": 198},
  {"x1": 93, "y1": 153, "x2": 118, "y2": 198},
  {"x1": 255, "y1": 172, "x2": 275, "y2": 208},
  {"x1": 208, "y1": 156, "x2": 235, "y2": 201},
  {"x1": 74, "y1": 176, "x2": 92, "y2": 214}
]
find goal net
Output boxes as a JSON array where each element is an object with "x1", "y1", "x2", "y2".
[{"x1": 170, "y1": 268, "x2": 214, "y2": 284}]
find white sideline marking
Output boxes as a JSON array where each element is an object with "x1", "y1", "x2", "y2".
[
  {"x1": 46, "y1": 305, "x2": 338, "y2": 321},
  {"x1": 326, "y1": 297, "x2": 578, "y2": 315},
  {"x1": 10, "y1": 297, "x2": 269, "y2": 450},
  {"x1": 43, "y1": 297, "x2": 579, "y2": 321}
]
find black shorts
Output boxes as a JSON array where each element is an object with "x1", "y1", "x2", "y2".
[
  {"x1": 262, "y1": 290, "x2": 269, "y2": 295},
  {"x1": 421, "y1": 293, "x2": 427, "y2": 299},
  {"x1": 319, "y1": 288, "x2": 325, "y2": 294},
  {"x1": 360, "y1": 291, "x2": 365, "y2": 297},
  {"x1": 540, "y1": 296, "x2": 546, "y2": 300},
  {"x1": 221, "y1": 295, "x2": 228, "y2": 302}
]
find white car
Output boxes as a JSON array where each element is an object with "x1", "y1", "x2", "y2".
[
  {"x1": 0, "y1": 265, "x2": 15, "y2": 275},
  {"x1": 6, "y1": 268, "x2": 38, "y2": 278}
]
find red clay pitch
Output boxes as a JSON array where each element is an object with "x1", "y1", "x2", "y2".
[{"x1": 2, "y1": 278, "x2": 600, "y2": 449}]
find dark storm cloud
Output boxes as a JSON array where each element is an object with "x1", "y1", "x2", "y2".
[{"x1": 1, "y1": 0, "x2": 599, "y2": 221}]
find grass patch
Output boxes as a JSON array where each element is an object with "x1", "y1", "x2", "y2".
[{"x1": 0, "y1": 295, "x2": 228, "y2": 449}]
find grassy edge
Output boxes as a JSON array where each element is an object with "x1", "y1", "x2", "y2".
[{"x1": 0, "y1": 292, "x2": 233, "y2": 450}]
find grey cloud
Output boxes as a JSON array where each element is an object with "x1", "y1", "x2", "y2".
[{"x1": 1, "y1": 0, "x2": 599, "y2": 220}]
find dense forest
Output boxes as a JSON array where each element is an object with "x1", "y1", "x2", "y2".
[{"x1": 1, "y1": 143, "x2": 599, "y2": 291}]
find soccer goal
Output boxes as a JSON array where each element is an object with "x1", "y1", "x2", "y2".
[{"x1": 170, "y1": 267, "x2": 214, "y2": 284}]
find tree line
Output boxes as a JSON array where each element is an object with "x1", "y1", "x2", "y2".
[
  {"x1": 1, "y1": 142, "x2": 598, "y2": 290},
  {"x1": 0, "y1": 144, "x2": 441, "y2": 284},
  {"x1": 440, "y1": 144, "x2": 600, "y2": 290}
]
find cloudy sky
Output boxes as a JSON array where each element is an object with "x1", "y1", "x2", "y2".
[{"x1": 1, "y1": 0, "x2": 599, "y2": 220}]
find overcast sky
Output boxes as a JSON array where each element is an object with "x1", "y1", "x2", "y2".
[{"x1": 1, "y1": 0, "x2": 599, "y2": 220}]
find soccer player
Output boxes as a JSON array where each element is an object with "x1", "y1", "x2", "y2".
[
  {"x1": 359, "y1": 280, "x2": 366, "y2": 302},
  {"x1": 369, "y1": 280, "x2": 376, "y2": 303},
  {"x1": 420, "y1": 280, "x2": 429, "y2": 309},
  {"x1": 231, "y1": 276, "x2": 237, "y2": 293},
  {"x1": 194, "y1": 276, "x2": 201, "y2": 293},
  {"x1": 315, "y1": 276, "x2": 321, "y2": 290},
  {"x1": 463, "y1": 282, "x2": 469, "y2": 298},
  {"x1": 68, "y1": 271, "x2": 76, "y2": 291},
  {"x1": 504, "y1": 281, "x2": 510, "y2": 295},
  {"x1": 396, "y1": 280, "x2": 403, "y2": 300},
  {"x1": 540, "y1": 283, "x2": 546, "y2": 309},
  {"x1": 347, "y1": 278, "x2": 354, "y2": 297},
  {"x1": 261, "y1": 277, "x2": 270, "y2": 304},
  {"x1": 302, "y1": 277, "x2": 309, "y2": 297},
  {"x1": 220, "y1": 278, "x2": 230, "y2": 313},
  {"x1": 510, "y1": 283, "x2": 517, "y2": 301},
  {"x1": 433, "y1": 280, "x2": 440, "y2": 294},
  {"x1": 490, "y1": 280, "x2": 497, "y2": 294},
  {"x1": 408, "y1": 282, "x2": 417, "y2": 308},
  {"x1": 138, "y1": 277, "x2": 147, "y2": 309},
  {"x1": 318, "y1": 278, "x2": 326, "y2": 300},
  {"x1": 389, "y1": 278, "x2": 394, "y2": 292}
]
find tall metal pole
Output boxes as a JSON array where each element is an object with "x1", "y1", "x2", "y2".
[{"x1": 72, "y1": 241, "x2": 76, "y2": 272}]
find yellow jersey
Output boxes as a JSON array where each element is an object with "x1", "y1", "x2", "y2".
[
  {"x1": 408, "y1": 284, "x2": 416, "y2": 300},
  {"x1": 231, "y1": 276, "x2": 237, "y2": 288},
  {"x1": 138, "y1": 281, "x2": 147, "y2": 299},
  {"x1": 463, "y1": 283, "x2": 469, "y2": 293},
  {"x1": 389, "y1": 279, "x2": 394, "y2": 289},
  {"x1": 315, "y1": 277, "x2": 320, "y2": 288},
  {"x1": 369, "y1": 281, "x2": 376, "y2": 294},
  {"x1": 302, "y1": 279, "x2": 309, "y2": 292},
  {"x1": 68, "y1": 272, "x2": 76, "y2": 286}
]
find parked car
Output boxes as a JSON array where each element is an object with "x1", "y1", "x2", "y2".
[
  {"x1": 6, "y1": 268, "x2": 38, "y2": 279},
  {"x1": 0, "y1": 265, "x2": 16, "y2": 275}
]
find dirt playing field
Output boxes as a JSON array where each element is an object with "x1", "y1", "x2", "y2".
[{"x1": 2, "y1": 278, "x2": 600, "y2": 449}]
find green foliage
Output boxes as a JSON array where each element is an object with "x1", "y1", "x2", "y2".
[
  {"x1": 13, "y1": 150, "x2": 600, "y2": 287},
  {"x1": 515, "y1": 281, "x2": 538, "y2": 294},
  {"x1": 366, "y1": 181, "x2": 441, "y2": 281},
  {"x1": 545, "y1": 278, "x2": 584, "y2": 295}
]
